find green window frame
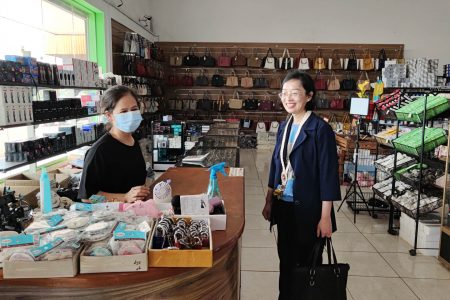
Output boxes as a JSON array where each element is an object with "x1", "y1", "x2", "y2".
[{"x1": 59, "y1": 0, "x2": 106, "y2": 71}]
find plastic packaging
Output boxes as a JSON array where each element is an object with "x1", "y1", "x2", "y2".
[{"x1": 39, "y1": 167, "x2": 52, "y2": 214}]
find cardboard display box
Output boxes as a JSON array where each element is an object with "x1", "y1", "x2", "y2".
[
  {"x1": 4, "y1": 173, "x2": 40, "y2": 187},
  {"x1": 148, "y1": 217, "x2": 213, "y2": 268},
  {"x1": 3, "y1": 247, "x2": 82, "y2": 279},
  {"x1": 80, "y1": 237, "x2": 149, "y2": 274}
]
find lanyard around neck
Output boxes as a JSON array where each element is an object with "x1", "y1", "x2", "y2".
[{"x1": 280, "y1": 111, "x2": 311, "y2": 181}]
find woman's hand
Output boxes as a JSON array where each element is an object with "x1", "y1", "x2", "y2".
[
  {"x1": 262, "y1": 201, "x2": 272, "y2": 221},
  {"x1": 317, "y1": 216, "x2": 332, "y2": 238},
  {"x1": 124, "y1": 186, "x2": 150, "y2": 203}
]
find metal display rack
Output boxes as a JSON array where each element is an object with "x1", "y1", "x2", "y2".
[
  {"x1": 151, "y1": 120, "x2": 185, "y2": 171},
  {"x1": 388, "y1": 87, "x2": 450, "y2": 256}
]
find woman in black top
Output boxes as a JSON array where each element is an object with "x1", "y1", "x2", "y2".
[{"x1": 78, "y1": 85, "x2": 149, "y2": 203}]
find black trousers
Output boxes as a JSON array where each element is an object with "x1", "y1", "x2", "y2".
[{"x1": 275, "y1": 200, "x2": 323, "y2": 300}]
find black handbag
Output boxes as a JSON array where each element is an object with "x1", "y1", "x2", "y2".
[
  {"x1": 347, "y1": 49, "x2": 358, "y2": 71},
  {"x1": 195, "y1": 69, "x2": 209, "y2": 86},
  {"x1": 341, "y1": 72, "x2": 356, "y2": 91},
  {"x1": 197, "y1": 92, "x2": 213, "y2": 111},
  {"x1": 244, "y1": 98, "x2": 259, "y2": 110},
  {"x1": 254, "y1": 77, "x2": 268, "y2": 88},
  {"x1": 211, "y1": 73, "x2": 225, "y2": 87},
  {"x1": 290, "y1": 238, "x2": 350, "y2": 300},
  {"x1": 199, "y1": 48, "x2": 216, "y2": 67},
  {"x1": 377, "y1": 48, "x2": 387, "y2": 71},
  {"x1": 183, "y1": 47, "x2": 199, "y2": 66}
]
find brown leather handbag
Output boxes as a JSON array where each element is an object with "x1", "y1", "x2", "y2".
[
  {"x1": 169, "y1": 47, "x2": 182, "y2": 67},
  {"x1": 330, "y1": 50, "x2": 342, "y2": 70},
  {"x1": 314, "y1": 49, "x2": 326, "y2": 70},
  {"x1": 361, "y1": 49, "x2": 374, "y2": 71},
  {"x1": 225, "y1": 70, "x2": 239, "y2": 87},
  {"x1": 327, "y1": 71, "x2": 340, "y2": 91},
  {"x1": 232, "y1": 49, "x2": 247, "y2": 66},
  {"x1": 247, "y1": 49, "x2": 262, "y2": 68},
  {"x1": 229, "y1": 91, "x2": 243, "y2": 109},
  {"x1": 241, "y1": 71, "x2": 253, "y2": 88},
  {"x1": 269, "y1": 76, "x2": 282, "y2": 89}
]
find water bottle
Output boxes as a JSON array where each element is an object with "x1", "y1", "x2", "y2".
[{"x1": 40, "y1": 167, "x2": 52, "y2": 214}]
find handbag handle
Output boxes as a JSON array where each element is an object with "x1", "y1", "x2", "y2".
[
  {"x1": 266, "y1": 48, "x2": 274, "y2": 57},
  {"x1": 358, "y1": 71, "x2": 370, "y2": 81},
  {"x1": 300, "y1": 49, "x2": 307, "y2": 58},
  {"x1": 378, "y1": 48, "x2": 387, "y2": 59},
  {"x1": 349, "y1": 49, "x2": 356, "y2": 59},
  {"x1": 188, "y1": 47, "x2": 195, "y2": 55},
  {"x1": 364, "y1": 49, "x2": 372, "y2": 59},
  {"x1": 315, "y1": 70, "x2": 323, "y2": 79},
  {"x1": 332, "y1": 49, "x2": 339, "y2": 60},
  {"x1": 316, "y1": 48, "x2": 323, "y2": 58}
]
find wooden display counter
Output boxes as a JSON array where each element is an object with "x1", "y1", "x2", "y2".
[{"x1": 0, "y1": 167, "x2": 245, "y2": 299}]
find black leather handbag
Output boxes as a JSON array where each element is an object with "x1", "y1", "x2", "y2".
[
  {"x1": 183, "y1": 47, "x2": 199, "y2": 66},
  {"x1": 195, "y1": 69, "x2": 209, "y2": 86},
  {"x1": 244, "y1": 98, "x2": 259, "y2": 110},
  {"x1": 211, "y1": 74, "x2": 225, "y2": 87},
  {"x1": 289, "y1": 238, "x2": 350, "y2": 300},
  {"x1": 346, "y1": 49, "x2": 358, "y2": 71},
  {"x1": 199, "y1": 48, "x2": 216, "y2": 67},
  {"x1": 341, "y1": 72, "x2": 356, "y2": 91},
  {"x1": 197, "y1": 92, "x2": 213, "y2": 111},
  {"x1": 377, "y1": 48, "x2": 387, "y2": 71},
  {"x1": 254, "y1": 77, "x2": 268, "y2": 88}
]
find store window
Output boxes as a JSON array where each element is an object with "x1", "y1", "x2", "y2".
[{"x1": 0, "y1": 0, "x2": 105, "y2": 179}]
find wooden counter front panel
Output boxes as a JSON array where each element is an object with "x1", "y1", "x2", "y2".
[{"x1": 0, "y1": 167, "x2": 245, "y2": 297}]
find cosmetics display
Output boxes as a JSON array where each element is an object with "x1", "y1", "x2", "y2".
[{"x1": 0, "y1": 85, "x2": 33, "y2": 126}]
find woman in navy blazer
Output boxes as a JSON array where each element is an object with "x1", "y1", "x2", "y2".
[{"x1": 262, "y1": 71, "x2": 341, "y2": 299}]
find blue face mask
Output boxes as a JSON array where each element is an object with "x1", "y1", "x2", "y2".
[{"x1": 114, "y1": 110, "x2": 143, "y2": 133}]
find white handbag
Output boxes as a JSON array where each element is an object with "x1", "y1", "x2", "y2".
[
  {"x1": 297, "y1": 49, "x2": 310, "y2": 70},
  {"x1": 256, "y1": 122, "x2": 267, "y2": 133},
  {"x1": 263, "y1": 48, "x2": 277, "y2": 69},
  {"x1": 129, "y1": 33, "x2": 138, "y2": 54},
  {"x1": 269, "y1": 121, "x2": 279, "y2": 133},
  {"x1": 123, "y1": 32, "x2": 131, "y2": 53}
]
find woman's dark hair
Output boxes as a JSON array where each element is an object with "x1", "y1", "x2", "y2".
[
  {"x1": 282, "y1": 70, "x2": 316, "y2": 111},
  {"x1": 101, "y1": 85, "x2": 139, "y2": 113}
]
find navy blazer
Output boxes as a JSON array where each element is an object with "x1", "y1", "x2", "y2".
[{"x1": 268, "y1": 113, "x2": 341, "y2": 235}]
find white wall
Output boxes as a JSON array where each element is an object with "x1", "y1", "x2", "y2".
[{"x1": 142, "y1": 0, "x2": 450, "y2": 67}]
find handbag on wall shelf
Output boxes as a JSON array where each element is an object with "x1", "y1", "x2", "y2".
[
  {"x1": 199, "y1": 48, "x2": 216, "y2": 67},
  {"x1": 229, "y1": 91, "x2": 243, "y2": 109},
  {"x1": 329, "y1": 49, "x2": 343, "y2": 70},
  {"x1": 183, "y1": 47, "x2": 199, "y2": 66},
  {"x1": 169, "y1": 47, "x2": 182, "y2": 66},
  {"x1": 241, "y1": 71, "x2": 254, "y2": 88},
  {"x1": 361, "y1": 49, "x2": 374, "y2": 71},
  {"x1": 211, "y1": 70, "x2": 225, "y2": 87},
  {"x1": 262, "y1": 48, "x2": 278, "y2": 69},
  {"x1": 218, "y1": 49, "x2": 232, "y2": 67},
  {"x1": 247, "y1": 48, "x2": 262, "y2": 68},
  {"x1": 225, "y1": 70, "x2": 239, "y2": 87},
  {"x1": 314, "y1": 48, "x2": 326, "y2": 70},
  {"x1": 195, "y1": 69, "x2": 209, "y2": 86},
  {"x1": 296, "y1": 49, "x2": 310, "y2": 70},
  {"x1": 181, "y1": 69, "x2": 194, "y2": 86},
  {"x1": 341, "y1": 72, "x2": 356, "y2": 91},
  {"x1": 314, "y1": 71, "x2": 327, "y2": 90},
  {"x1": 279, "y1": 48, "x2": 294, "y2": 70},
  {"x1": 327, "y1": 71, "x2": 341, "y2": 91},
  {"x1": 232, "y1": 49, "x2": 247, "y2": 66},
  {"x1": 346, "y1": 49, "x2": 358, "y2": 71}
]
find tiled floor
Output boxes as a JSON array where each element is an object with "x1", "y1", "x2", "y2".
[{"x1": 239, "y1": 149, "x2": 450, "y2": 300}]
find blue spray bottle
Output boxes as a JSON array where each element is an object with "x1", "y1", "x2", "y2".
[
  {"x1": 207, "y1": 162, "x2": 227, "y2": 213},
  {"x1": 40, "y1": 167, "x2": 52, "y2": 214}
]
